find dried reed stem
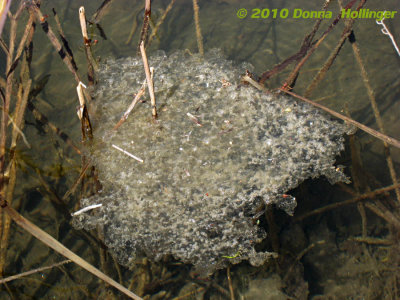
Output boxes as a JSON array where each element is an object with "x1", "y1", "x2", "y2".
[
  {"x1": 27, "y1": 100, "x2": 81, "y2": 155},
  {"x1": 304, "y1": 18, "x2": 354, "y2": 97},
  {"x1": 79, "y1": 6, "x2": 97, "y2": 85},
  {"x1": 138, "y1": 0, "x2": 151, "y2": 52},
  {"x1": 63, "y1": 161, "x2": 91, "y2": 201},
  {"x1": 0, "y1": 203, "x2": 142, "y2": 300},
  {"x1": 125, "y1": 4, "x2": 143, "y2": 45},
  {"x1": 283, "y1": 0, "x2": 358, "y2": 87},
  {"x1": 350, "y1": 37, "x2": 400, "y2": 203},
  {"x1": 294, "y1": 182, "x2": 400, "y2": 221},
  {"x1": 280, "y1": 89, "x2": 400, "y2": 149},
  {"x1": 147, "y1": 0, "x2": 176, "y2": 47},
  {"x1": 192, "y1": 0, "x2": 204, "y2": 56},
  {"x1": 259, "y1": 0, "x2": 332, "y2": 84},
  {"x1": 140, "y1": 41, "x2": 157, "y2": 118},
  {"x1": 114, "y1": 77, "x2": 148, "y2": 130},
  {"x1": 0, "y1": 3, "x2": 26, "y2": 276},
  {"x1": 91, "y1": 0, "x2": 114, "y2": 24},
  {"x1": 52, "y1": 8, "x2": 77, "y2": 71},
  {"x1": 76, "y1": 81, "x2": 86, "y2": 120},
  {"x1": 32, "y1": 5, "x2": 81, "y2": 84},
  {"x1": 0, "y1": 260, "x2": 72, "y2": 284},
  {"x1": 227, "y1": 267, "x2": 235, "y2": 300},
  {"x1": 365, "y1": 202, "x2": 400, "y2": 230}
]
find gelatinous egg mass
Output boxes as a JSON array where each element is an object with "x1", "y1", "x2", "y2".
[{"x1": 73, "y1": 50, "x2": 348, "y2": 275}]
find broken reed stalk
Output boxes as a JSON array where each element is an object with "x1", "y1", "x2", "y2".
[
  {"x1": 0, "y1": 259, "x2": 72, "y2": 284},
  {"x1": 283, "y1": 0, "x2": 358, "y2": 87},
  {"x1": 365, "y1": 201, "x2": 400, "y2": 230},
  {"x1": 140, "y1": 41, "x2": 157, "y2": 118},
  {"x1": 138, "y1": 0, "x2": 151, "y2": 52},
  {"x1": 304, "y1": 18, "x2": 355, "y2": 97},
  {"x1": 52, "y1": 8, "x2": 78, "y2": 71},
  {"x1": 32, "y1": 5, "x2": 81, "y2": 84},
  {"x1": 91, "y1": 0, "x2": 114, "y2": 24},
  {"x1": 259, "y1": 0, "x2": 333, "y2": 84},
  {"x1": 0, "y1": 3, "x2": 35, "y2": 276},
  {"x1": 0, "y1": 202, "x2": 142, "y2": 300},
  {"x1": 79, "y1": 6, "x2": 97, "y2": 86},
  {"x1": 294, "y1": 182, "x2": 400, "y2": 221},
  {"x1": 350, "y1": 34, "x2": 400, "y2": 203},
  {"x1": 27, "y1": 100, "x2": 81, "y2": 155},
  {"x1": 279, "y1": 89, "x2": 400, "y2": 149},
  {"x1": 147, "y1": 0, "x2": 176, "y2": 47},
  {"x1": 114, "y1": 76, "x2": 148, "y2": 130},
  {"x1": 227, "y1": 267, "x2": 235, "y2": 300},
  {"x1": 192, "y1": 0, "x2": 204, "y2": 56}
]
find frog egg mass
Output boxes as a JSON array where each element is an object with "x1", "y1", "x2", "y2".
[{"x1": 72, "y1": 49, "x2": 348, "y2": 275}]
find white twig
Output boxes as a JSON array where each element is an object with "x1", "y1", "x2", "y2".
[
  {"x1": 139, "y1": 41, "x2": 157, "y2": 118},
  {"x1": 79, "y1": 7, "x2": 89, "y2": 42},
  {"x1": 376, "y1": 16, "x2": 400, "y2": 57},
  {"x1": 186, "y1": 112, "x2": 202, "y2": 126},
  {"x1": 112, "y1": 144, "x2": 144, "y2": 163},
  {"x1": 76, "y1": 81, "x2": 87, "y2": 120},
  {"x1": 71, "y1": 204, "x2": 102, "y2": 216}
]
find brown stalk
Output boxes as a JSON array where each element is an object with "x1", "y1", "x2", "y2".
[
  {"x1": 52, "y1": 8, "x2": 77, "y2": 71},
  {"x1": 125, "y1": 4, "x2": 144, "y2": 45},
  {"x1": 259, "y1": 0, "x2": 333, "y2": 84},
  {"x1": 294, "y1": 183, "x2": 400, "y2": 222},
  {"x1": 192, "y1": 0, "x2": 204, "y2": 56},
  {"x1": 0, "y1": 3, "x2": 32, "y2": 276},
  {"x1": 79, "y1": 6, "x2": 97, "y2": 86},
  {"x1": 365, "y1": 202, "x2": 400, "y2": 230},
  {"x1": 283, "y1": 0, "x2": 358, "y2": 88},
  {"x1": 350, "y1": 32, "x2": 400, "y2": 203},
  {"x1": 62, "y1": 161, "x2": 90, "y2": 201},
  {"x1": 227, "y1": 266, "x2": 235, "y2": 300},
  {"x1": 31, "y1": 4, "x2": 81, "y2": 84},
  {"x1": 304, "y1": 18, "x2": 355, "y2": 97},
  {"x1": 279, "y1": 89, "x2": 400, "y2": 149},
  {"x1": 91, "y1": 0, "x2": 114, "y2": 24},
  {"x1": 147, "y1": 0, "x2": 176, "y2": 47},
  {"x1": 6, "y1": 12, "x2": 35, "y2": 78},
  {"x1": 114, "y1": 82, "x2": 146, "y2": 130},
  {"x1": 137, "y1": 0, "x2": 151, "y2": 52},
  {"x1": 0, "y1": 201, "x2": 142, "y2": 300},
  {"x1": 27, "y1": 100, "x2": 81, "y2": 155},
  {"x1": 242, "y1": 75, "x2": 400, "y2": 149},
  {"x1": 0, "y1": 259, "x2": 72, "y2": 284}
]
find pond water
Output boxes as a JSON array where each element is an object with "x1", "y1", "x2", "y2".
[{"x1": 1, "y1": 0, "x2": 399, "y2": 299}]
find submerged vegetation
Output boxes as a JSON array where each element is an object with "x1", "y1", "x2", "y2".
[{"x1": 0, "y1": 0, "x2": 400, "y2": 299}]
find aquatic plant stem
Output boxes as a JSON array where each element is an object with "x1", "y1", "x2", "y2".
[
  {"x1": 137, "y1": 0, "x2": 151, "y2": 52},
  {"x1": 279, "y1": 89, "x2": 400, "y2": 149},
  {"x1": 294, "y1": 182, "x2": 400, "y2": 221},
  {"x1": 147, "y1": 0, "x2": 176, "y2": 47},
  {"x1": 227, "y1": 267, "x2": 235, "y2": 300},
  {"x1": 0, "y1": 2, "x2": 28, "y2": 276},
  {"x1": 350, "y1": 34, "x2": 400, "y2": 203},
  {"x1": 140, "y1": 41, "x2": 157, "y2": 118},
  {"x1": 79, "y1": 6, "x2": 97, "y2": 85},
  {"x1": 0, "y1": 260, "x2": 72, "y2": 284},
  {"x1": 192, "y1": 0, "x2": 204, "y2": 56},
  {"x1": 114, "y1": 76, "x2": 148, "y2": 130},
  {"x1": 0, "y1": 202, "x2": 142, "y2": 300}
]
